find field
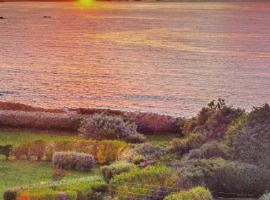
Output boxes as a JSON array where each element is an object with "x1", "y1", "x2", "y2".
[
  {"x1": 0, "y1": 128, "x2": 175, "y2": 198},
  {"x1": 0, "y1": 129, "x2": 98, "y2": 197}
]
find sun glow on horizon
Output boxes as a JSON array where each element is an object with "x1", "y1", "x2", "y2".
[{"x1": 75, "y1": 0, "x2": 95, "y2": 8}]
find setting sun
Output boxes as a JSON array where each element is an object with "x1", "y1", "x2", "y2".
[{"x1": 76, "y1": 0, "x2": 95, "y2": 8}]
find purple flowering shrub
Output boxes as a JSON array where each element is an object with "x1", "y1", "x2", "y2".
[{"x1": 53, "y1": 152, "x2": 96, "y2": 171}]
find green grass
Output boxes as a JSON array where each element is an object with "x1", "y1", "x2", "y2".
[
  {"x1": 0, "y1": 128, "x2": 78, "y2": 147},
  {"x1": 0, "y1": 129, "x2": 100, "y2": 198}
]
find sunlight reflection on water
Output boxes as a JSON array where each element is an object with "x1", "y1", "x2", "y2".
[{"x1": 0, "y1": 2, "x2": 270, "y2": 117}]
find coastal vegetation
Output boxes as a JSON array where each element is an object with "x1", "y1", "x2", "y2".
[{"x1": 0, "y1": 100, "x2": 269, "y2": 200}]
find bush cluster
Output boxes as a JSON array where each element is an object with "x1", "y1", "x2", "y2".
[
  {"x1": 228, "y1": 104, "x2": 270, "y2": 169},
  {"x1": 4, "y1": 176, "x2": 107, "y2": 200},
  {"x1": 164, "y1": 187, "x2": 213, "y2": 200},
  {"x1": 0, "y1": 110, "x2": 81, "y2": 131},
  {"x1": 101, "y1": 162, "x2": 136, "y2": 182},
  {"x1": 110, "y1": 165, "x2": 178, "y2": 199},
  {"x1": 171, "y1": 133, "x2": 206, "y2": 155},
  {"x1": 127, "y1": 112, "x2": 182, "y2": 134},
  {"x1": 53, "y1": 151, "x2": 96, "y2": 171},
  {"x1": 187, "y1": 142, "x2": 231, "y2": 160},
  {"x1": 175, "y1": 158, "x2": 270, "y2": 197},
  {"x1": 14, "y1": 140, "x2": 46, "y2": 161},
  {"x1": 182, "y1": 99, "x2": 244, "y2": 139},
  {"x1": 79, "y1": 113, "x2": 145, "y2": 142},
  {"x1": 14, "y1": 139, "x2": 129, "y2": 164}
]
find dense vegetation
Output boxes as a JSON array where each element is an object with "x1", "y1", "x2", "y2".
[{"x1": 0, "y1": 100, "x2": 270, "y2": 200}]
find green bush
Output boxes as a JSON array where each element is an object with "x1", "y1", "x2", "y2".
[
  {"x1": 187, "y1": 142, "x2": 231, "y2": 160},
  {"x1": 110, "y1": 165, "x2": 178, "y2": 199},
  {"x1": 229, "y1": 104, "x2": 270, "y2": 169},
  {"x1": 101, "y1": 162, "x2": 136, "y2": 182},
  {"x1": 11, "y1": 176, "x2": 107, "y2": 200},
  {"x1": 182, "y1": 99, "x2": 244, "y2": 140},
  {"x1": 171, "y1": 133, "x2": 206, "y2": 155},
  {"x1": 164, "y1": 187, "x2": 213, "y2": 200},
  {"x1": 176, "y1": 158, "x2": 270, "y2": 197}
]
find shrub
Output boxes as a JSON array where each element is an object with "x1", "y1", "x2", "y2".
[
  {"x1": 127, "y1": 112, "x2": 182, "y2": 134},
  {"x1": 171, "y1": 133, "x2": 206, "y2": 155},
  {"x1": 0, "y1": 145, "x2": 13, "y2": 160},
  {"x1": 183, "y1": 99, "x2": 244, "y2": 139},
  {"x1": 124, "y1": 133, "x2": 146, "y2": 143},
  {"x1": 79, "y1": 113, "x2": 138, "y2": 140},
  {"x1": 229, "y1": 104, "x2": 270, "y2": 169},
  {"x1": 224, "y1": 113, "x2": 248, "y2": 146},
  {"x1": 110, "y1": 165, "x2": 178, "y2": 199},
  {"x1": 259, "y1": 193, "x2": 270, "y2": 200},
  {"x1": 101, "y1": 162, "x2": 136, "y2": 182},
  {"x1": 53, "y1": 152, "x2": 96, "y2": 171},
  {"x1": 3, "y1": 190, "x2": 16, "y2": 200},
  {"x1": 95, "y1": 140, "x2": 129, "y2": 164},
  {"x1": 29, "y1": 140, "x2": 46, "y2": 161},
  {"x1": 187, "y1": 142, "x2": 231, "y2": 160},
  {"x1": 14, "y1": 143, "x2": 30, "y2": 160},
  {"x1": 11, "y1": 176, "x2": 107, "y2": 200},
  {"x1": 131, "y1": 143, "x2": 169, "y2": 163},
  {"x1": 164, "y1": 187, "x2": 213, "y2": 200},
  {"x1": 175, "y1": 158, "x2": 270, "y2": 197},
  {"x1": 0, "y1": 110, "x2": 81, "y2": 131}
]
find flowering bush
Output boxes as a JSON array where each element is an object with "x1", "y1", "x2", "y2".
[
  {"x1": 53, "y1": 152, "x2": 96, "y2": 171},
  {"x1": 79, "y1": 113, "x2": 138, "y2": 140},
  {"x1": 164, "y1": 187, "x2": 213, "y2": 200}
]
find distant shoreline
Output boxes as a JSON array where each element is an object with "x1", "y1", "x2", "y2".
[{"x1": 0, "y1": 0, "x2": 267, "y2": 2}]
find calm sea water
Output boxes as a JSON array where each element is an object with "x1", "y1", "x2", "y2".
[{"x1": 0, "y1": 1, "x2": 270, "y2": 117}]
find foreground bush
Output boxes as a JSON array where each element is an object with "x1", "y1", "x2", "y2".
[
  {"x1": 187, "y1": 142, "x2": 230, "y2": 160},
  {"x1": 101, "y1": 162, "x2": 136, "y2": 182},
  {"x1": 183, "y1": 99, "x2": 244, "y2": 139},
  {"x1": 164, "y1": 187, "x2": 213, "y2": 200},
  {"x1": 79, "y1": 113, "x2": 138, "y2": 140},
  {"x1": 53, "y1": 151, "x2": 96, "y2": 171},
  {"x1": 5, "y1": 176, "x2": 107, "y2": 200},
  {"x1": 110, "y1": 165, "x2": 178, "y2": 199},
  {"x1": 259, "y1": 193, "x2": 270, "y2": 200},
  {"x1": 175, "y1": 158, "x2": 270, "y2": 197},
  {"x1": 228, "y1": 104, "x2": 270, "y2": 169}
]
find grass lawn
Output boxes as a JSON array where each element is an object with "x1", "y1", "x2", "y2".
[
  {"x1": 0, "y1": 129, "x2": 99, "y2": 198},
  {"x1": 0, "y1": 128, "x2": 78, "y2": 147}
]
